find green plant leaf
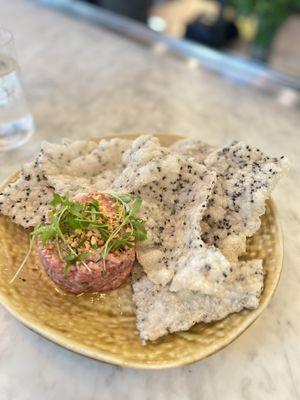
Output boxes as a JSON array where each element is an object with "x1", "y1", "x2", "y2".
[
  {"x1": 130, "y1": 197, "x2": 142, "y2": 214},
  {"x1": 131, "y1": 219, "x2": 147, "y2": 241}
]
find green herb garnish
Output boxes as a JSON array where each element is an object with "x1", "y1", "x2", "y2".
[
  {"x1": 100, "y1": 193, "x2": 147, "y2": 262},
  {"x1": 10, "y1": 192, "x2": 147, "y2": 283}
]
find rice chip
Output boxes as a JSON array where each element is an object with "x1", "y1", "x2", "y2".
[
  {"x1": 39, "y1": 138, "x2": 131, "y2": 195},
  {"x1": 201, "y1": 141, "x2": 289, "y2": 259},
  {"x1": 112, "y1": 136, "x2": 231, "y2": 291},
  {"x1": 0, "y1": 138, "x2": 131, "y2": 227},
  {"x1": 133, "y1": 259, "x2": 264, "y2": 342},
  {"x1": 0, "y1": 156, "x2": 54, "y2": 228}
]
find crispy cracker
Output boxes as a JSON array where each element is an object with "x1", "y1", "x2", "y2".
[
  {"x1": 0, "y1": 156, "x2": 54, "y2": 228},
  {"x1": 112, "y1": 136, "x2": 230, "y2": 291},
  {"x1": 0, "y1": 138, "x2": 131, "y2": 227},
  {"x1": 39, "y1": 138, "x2": 131, "y2": 195},
  {"x1": 201, "y1": 141, "x2": 288, "y2": 260},
  {"x1": 133, "y1": 260, "x2": 264, "y2": 342}
]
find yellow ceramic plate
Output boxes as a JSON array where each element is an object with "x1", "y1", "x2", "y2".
[{"x1": 0, "y1": 135, "x2": 283, "y2": 369}]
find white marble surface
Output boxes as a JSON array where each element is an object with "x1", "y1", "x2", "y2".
[{"x1": 0, "y1": 1, "x2": 300, "y2": 399}]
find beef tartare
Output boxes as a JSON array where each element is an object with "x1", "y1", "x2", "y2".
[
  {"x1": 38, "y1": 238, "x2": 135, "y2": 294},
  {"x1": 12, "y1": 192, "x2": 147, "y2": 293}
]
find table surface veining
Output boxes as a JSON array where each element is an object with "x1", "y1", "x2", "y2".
[{"x1": 0, "y1": 1, "x2": 299, "y2": 399}]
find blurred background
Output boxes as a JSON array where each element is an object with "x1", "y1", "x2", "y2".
[{"x1": 81, "y1": 0, "x2": 300, "y2": 77}]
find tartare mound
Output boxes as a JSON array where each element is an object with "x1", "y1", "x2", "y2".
[{"x1": 37, "y1": 193, "x2": 135, "y2": 294}]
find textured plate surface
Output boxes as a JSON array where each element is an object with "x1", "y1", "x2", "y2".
[{"x1": 0, "y1": 134, "x2": 283, "y2": 369}]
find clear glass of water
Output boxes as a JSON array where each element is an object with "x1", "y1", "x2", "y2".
[{"x1": 0, "y1": 28, "x2": 34, "y2": 151}]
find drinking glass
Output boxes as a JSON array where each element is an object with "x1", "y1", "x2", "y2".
[{"x1": 0, "y1": 28, "x2": 34, "y2": 151}]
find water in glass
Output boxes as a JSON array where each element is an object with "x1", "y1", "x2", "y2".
[{"x1": 0, "y1": 30, "x2": 34, "y2": 151}]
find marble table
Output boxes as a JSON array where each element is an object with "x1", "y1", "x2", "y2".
[{"x1": 0, "y1": 1, "x2": 299, "y2": 399}]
